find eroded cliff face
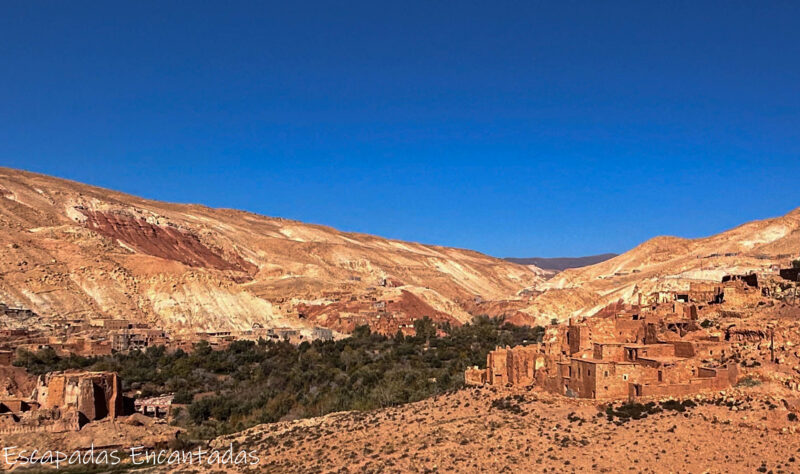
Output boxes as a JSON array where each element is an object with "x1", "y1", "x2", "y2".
[
  {"x1": 0, "y1": 167, "x2": 542, "y2": 334},
  {"x1": 80, "y1": 209, "x2": 257, "y2": 274}
]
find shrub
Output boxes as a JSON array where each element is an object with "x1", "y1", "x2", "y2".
[
  {"x1": 660, "y1": 400, "x2": 697, "y2": 412},
  {"x1": 491, "y1": 397, "x2": 524, "y2": 415},
  {"x1": 605, "y1": 402, "x2": 661, "y2": 421},
  {"x1": 736, "y1": 376, "x2": 762, "y2": 387}
]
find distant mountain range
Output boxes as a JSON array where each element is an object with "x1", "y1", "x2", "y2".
[{"x1": 505, "y1": 254, "x2": 618, "y2": 271}]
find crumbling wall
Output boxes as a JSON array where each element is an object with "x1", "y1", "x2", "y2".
[
  {"x1": 0, "y1": 407, "x2": 81, "y2": 434},
  {"x1": 613, "y1": 319, "x2": 646, "y2": 343},
  {"x1": 464, "y1": 367, "x2": 486, "y2": 385},
  {"x1": 36, "y1": 372, "x2": 122, "y2": 423},
  {"x1": 722, "y1": 285, "x2": 761, "y2": 307},
  {"x1": 487, "y1": 348, "x2": 509, "y2": 385},
  {"x1": 507, "y1": 346, "x2": 538, "y2": 386},
  {"x1": 726, "y1": 326, "x2": 766, "y2": 342},
  {"x1": 630, "y1": 364, "x2": 737, "y2": 399}
]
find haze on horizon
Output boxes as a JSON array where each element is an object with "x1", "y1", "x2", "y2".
[{"x1": 1, "y1": 2, "x2": 798, "y2": 258}]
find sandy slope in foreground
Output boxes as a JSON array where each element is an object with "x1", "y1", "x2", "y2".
[{"x1": 196, "y1": 384, "x2": 800, "y2": 473}]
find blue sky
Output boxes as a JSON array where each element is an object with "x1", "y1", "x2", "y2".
[{"x1": 1, "y1": 1, "x2": 798, "y2": 257}]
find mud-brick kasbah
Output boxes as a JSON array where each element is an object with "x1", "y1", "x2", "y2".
[
  {"x1": 0, "y1": 371, "x2": 122, "y2": 434},
  {"x1": 465, "y1": 275, "x2": 771, "y2": 399}
]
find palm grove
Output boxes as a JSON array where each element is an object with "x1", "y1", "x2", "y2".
[{"x1": 15, "y1": 317, "x2": 543, "y2": 441}]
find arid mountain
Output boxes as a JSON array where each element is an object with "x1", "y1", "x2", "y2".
[
  {"x1": 2, "y1": 167, "x2": 796, "y2": 335},
  {"x1": 505, "y1": 253, "x2": 618, "y2": 271},
  {"x1": 0, "y1": 167, "x2": 542, "y2": 334},
  {"x1": 529, "y1": 207, "x2": 800, "y2": 321}
]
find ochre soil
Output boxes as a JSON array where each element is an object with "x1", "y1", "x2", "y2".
[{"x1": 208, "y1": 385, "x2": 800, "y2": 473}]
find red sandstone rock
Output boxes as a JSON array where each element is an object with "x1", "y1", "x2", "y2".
[{"x1": 81, "y1": 209, "x2": 256, "y2": 274}]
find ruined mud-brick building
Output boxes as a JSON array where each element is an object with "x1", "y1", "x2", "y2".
[
  {"x1": 111, "y1": 328, "x2": 168, "y2": 352},
  {"x1": 466, "y1": 297, "x2": 739, "y2": 400},
  {"x1": 135, "y1": 394, "x2": 174, "y2": 419},
  {"x1": 0, "y1": 303, "x2": 37, "y2": 320},
  {"x1": 0, "y1": 350, "x2": 13, "y2": 366},
  {"x1": 35, "y1": 371, "x2": 122, "y2": 423},
  {"x1": 0, "y1": 371, "x2": 124, "y2": 434},
  {"x1": 89, "y1": 318, "x2": 133, "y2": 330}
]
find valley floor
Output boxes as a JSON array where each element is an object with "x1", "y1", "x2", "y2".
[{"x1": 202, "y1": 385, "x2": 800, "y2": 474}]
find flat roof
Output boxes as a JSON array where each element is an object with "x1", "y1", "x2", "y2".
[
  {"x1": 623, "y1": 344, "x2": 672, "y2": 349},
  {"x1": 637, "y1": 356, "x2": 686, "y2": 364},
  {"x1": 570, "y1": 357, "x2": 635, "y2": 365}
]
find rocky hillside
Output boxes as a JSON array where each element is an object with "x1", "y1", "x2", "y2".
[
  {"x1": 197, "y1": 386, "x2": 800, "y2": 473},
  {"x1": 0, "y1": 168, "x2": 541, "y2": 334},
  {"x1": 530, "y1": 206, "x2": 800, "y2": 320}
]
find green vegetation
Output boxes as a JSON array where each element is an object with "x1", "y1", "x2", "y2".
[
  {"x1": 602, "y1": 399, "x2": 699, "y2": 423},
  {"x1": 15, "y1": 316, "x2": 542, "y2": 440},
  {"x1": 603, "y1": 401, "x2": 662, "y2": 422},
  {"x1": 490, "y1": 395, "x2": 526, "y2": 415},
  {"x1": 660, "y1": 398, "x2": 696, "y2": 412},
  {"x1": 736, "y1": 375, "x2": 762, "y2": 387}
]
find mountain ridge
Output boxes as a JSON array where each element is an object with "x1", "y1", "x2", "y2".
[
  {"x1": 1, "y1": 166, "x2": 798, "y2": 334},
  {"x1": 0, "y1": 167, "x2": 542, "y2": 335}
]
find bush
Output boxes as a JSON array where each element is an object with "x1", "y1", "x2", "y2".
[
  {"x1": 736, "y1": 376, "x2": 762, "y2": 387},
  {"x1": 660, "y1": 400, "x2": 693, "y2": 412},
  {"x1": 605, "y1": 402, "x2": 661, "y2": 421},
  {"x1": 491, "y1": 396, "x2": 524, "y2": 415}
]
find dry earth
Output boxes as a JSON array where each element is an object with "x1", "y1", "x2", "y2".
[{"x1": 198, "y1": 384, "x2": 800, "y2": 474}]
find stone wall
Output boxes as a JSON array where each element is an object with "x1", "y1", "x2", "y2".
[
  {"x1": 722, "y1": 284, "x2": 762, "y2": 307},
  {"x1": 631, "y1": 364, "x2": 738, "y2": 399},
  {"x1": 464, "y1": 367, "x2": 486, "y2": 386}
]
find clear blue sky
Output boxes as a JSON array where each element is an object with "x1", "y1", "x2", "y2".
[{"x1": 1, "y1": 2, "x2": 798, "y2": 257}]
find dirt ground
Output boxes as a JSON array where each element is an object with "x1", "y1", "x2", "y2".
[{"x1": 203, "y1": 384, "x2": 800, "y2": 474}]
